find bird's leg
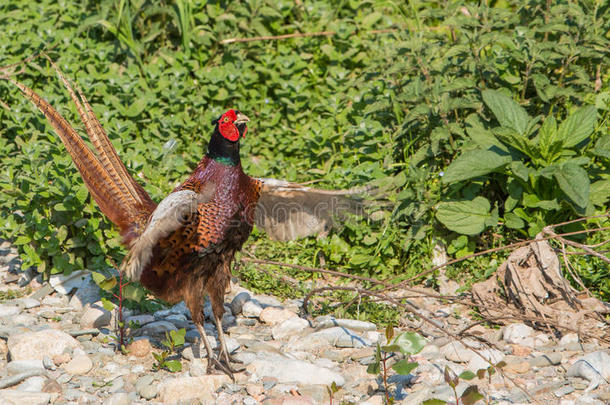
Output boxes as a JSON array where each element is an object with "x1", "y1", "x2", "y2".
[
  {"x1": 195, "y1": 323, "x2": 215, "y2": 360},
  {"x1": 196, "y1": 323, "x2": 234, "y2": 379},
  {"x1": 213, "y1": 312, "x2": 245, "y2": 372}
]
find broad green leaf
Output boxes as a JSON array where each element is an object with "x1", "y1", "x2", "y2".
[
  {"x1": 482, "y1": 89, "x2": 530, "y2": 134},
  {"x1": 510, "y1": 161, "x2": 530, "y2": 182},
  {"x1": 592, "y1": 135, "x2": 610, "y2": 158},
  {"x1": 459, "y1": 370, "x2": 476, "y2": 380},
  {"x1": 101, "y1": 297, "x2": 115, "y2": 311},
  {"x1": 91, "y1": 271, "x2": 107, "y2": 285},
  {"x1": 554, "y1": 163, "x2": 590, "y2": 208},
  {"x1": 461, "y1": 385, "x2": 484, "y2": 405},
  {"x1": 504, "y1": 212, "x2": 525, "y2": 229},
  {"x1": 366, "y1": 361, "x2": 380, "y2": 375},
  {"x1": 442, "y1": 149, "x2": 511, "y2": 184},
  {"x1": 422, "y1": 400, "x2": 446, "y2": 405},
  {"x1": 392, "y1": 331, "x2": 426, "y2": 355},
  {"x1": 124, "y1": 284, "x2": 145, "y2": 302},
  {"x1": 164, "y1": 360, "x2": 182, "y2": 372},
  {"x1": 391, "y1": 359, "x2": 418, "y2": 375},
  {"x1": 99, "y1": 276, "x2": 117, "y2": 292},
  {"x1": 537, "y1": 115, "x2": 560, "y2": 161},
  {"x1": 559, "y1": 106, "x2": 597, "y2": 148},
  {"x1": 170, "y1": 328, "x2": 186, "y2": 347},
  {"x1": 436, "y1": 197, "x2": 491, "y2": 235},
  {"x1": 590, "y1": 180, "x2": 610, "y2": 206}
]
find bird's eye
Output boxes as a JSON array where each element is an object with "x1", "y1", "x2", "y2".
[{"x1": 223, "y1": 117, "x2": 229, "y2": 123}]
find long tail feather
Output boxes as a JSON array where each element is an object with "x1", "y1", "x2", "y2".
[
  {"x1": 44, "y1": 57, "x2": 154, "y2": 211},
  {"x1": 5, "y1": 77, "x2": 146, "y2": 231}
]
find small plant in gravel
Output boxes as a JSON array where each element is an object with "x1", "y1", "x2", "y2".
[
  {"x1": 326, "y1": 381, "x2": 339, "y2": 405},
  {"x1": 152, "y1": 328, "x2": 186, "y2": 373},
  {"x1": 367, "y1": 325, "x2": 426, "y2": 404},
  {"x1": 424, "y1": 360, "x2": 506, "y2": 405},
  {"x1": 92, "y1": 260, "x2": 146, "y2": 353}
]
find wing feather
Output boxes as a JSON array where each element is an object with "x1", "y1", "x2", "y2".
[{"x1": 255, "y1": 178, "x2": 366, "y2": 241}]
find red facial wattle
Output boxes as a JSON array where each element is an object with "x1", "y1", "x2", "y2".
[{"x1": 218, "y1": 109, "x2": 238, "y2": 142}]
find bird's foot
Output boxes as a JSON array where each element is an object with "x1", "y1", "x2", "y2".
[
  {"x1": 207, "y1": 356, "x2": 237, "y2": 380},
  {"x1": 219, "y1": 349, "x2": 246, "y2": 373}
]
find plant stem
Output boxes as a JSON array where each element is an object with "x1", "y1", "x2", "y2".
[
  {"x1": 117, "y1": 271, "x2": 126, "y2": 350},
  {"x1": 382, "y1": 353, "x2": 390, "y2": 404}
]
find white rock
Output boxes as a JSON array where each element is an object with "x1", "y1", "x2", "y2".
[
  {"x1": 259, "y1": 307, "x2": 297, "y2": 325},
  {"x1": 12, "y1": 314, "x2": 37, "y2": 326},
  {"x1": 158, "y1": 375, "x2": 230, "y2": 403},
  {"x1": 49, "y1": 270, "x2": 88, "y2": 295},
  {"x1": 189, "y1": 358, "x2": 208, "y2": 377},
  {"x1": 467, "y1": 348, "x2": 505, "y2": 371},
  {"x1": 80, "y1": 304, "x2": 111, "y2": 329},
  {"x1": 252, "y1": 295, "x2": 282, "y2": 307},
  {"x1": 41, "y1": 296, "x2": 64, "y2": 306},
  {"x1": 6, "y1": 359, "x2": 44, "y2": 375},
  {"x1": 242, "y1": 300, "x2": 263, "y2": 318},
  {"x1": 8, "y1": 329, "x2": 80, "y2": 361},
  {"x1": 272, "y1": 317, "x2": 309, "y2": 340},
  {"x1": 0, "y1": 305, "x2": 20, "y2": 317},
  {"x1": 559, "y1": 333, "x2": 579, "y2": 346},
  {"x1": 18, "y1": 298, "x2": 40, "y2": 309},
  {"x1": 131, "y1": 364, "x2": 145, "y2": 373},
  {"x1": 503, "y1": 323, "x2": 535, "y2": 346},
  {"x1": 103, "y1": 392, "x2": 132, "y2": 405},
  {"x1": 364, "y1": 331, "x2": 381, "y2": 344},
  {"x1": 225, "y1": 337, "x2": 240, "y2": 354},
  {"x1": 567, "y1": 351, "x2": 610, "y2": 392},
  {"x1": 315, "y1": 316, "x2": 376, "y2": 332},
  {"x1": 0, "y1": 390, "x2": 52, "y2": 405},
  {"x1": 68, "y1": 274, "x2": 101, "y2": 311},
  {"x1": 16, "y1": 376, "x2": 45, "y2": 392},
  {"x1": 64, "y1": 355, "x2": 93, "y2": 375},
  {"x1": 440, "y1": 341, "x2": 475, "y2": 363},
  {"x1": 308, "y1": 327, "x2": 371, "y2": 348},
  {"x1": 248, "y1": 354, "x2": 345, "y2": 386}
]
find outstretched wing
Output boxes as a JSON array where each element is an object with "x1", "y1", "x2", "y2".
[
  {"x1": 3, "y1": 59, "x2": 156, "y2": 240},
  {"x1": 255, "y1": 178, "x2": 368, "y2": 241}
]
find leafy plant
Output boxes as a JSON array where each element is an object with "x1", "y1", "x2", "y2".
[
  {"x1": 152, "y1": 328, "x2": 186, "y2": 372},
  {"x1": 439, "y1": 90, "x2": 601, "y2": 237},
  {"x1": 424, "y1": 361, "x2": 506, "y2": 405},
  {"x1": 367, "y1": 326, "x2": 426, "y2": 404},
  {"x1": 93, "y1": 265, "x2": 145, "y2": 352}
]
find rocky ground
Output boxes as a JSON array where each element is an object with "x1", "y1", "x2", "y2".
[{"x1": 0, "y1": 240, "x2": 608, "y2": 404}]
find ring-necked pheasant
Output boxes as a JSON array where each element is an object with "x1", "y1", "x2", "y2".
[{"x1": 2, "y1": 59, "x2": 365, "y2": 377}]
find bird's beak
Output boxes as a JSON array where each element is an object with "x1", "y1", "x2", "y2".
[{"x1": 234, "y1": 112, "x2": 250, "y2": 125}]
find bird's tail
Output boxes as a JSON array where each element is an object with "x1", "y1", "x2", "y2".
[{"x1": 2, "y1": 58, "x2": 156, "y2": 237}]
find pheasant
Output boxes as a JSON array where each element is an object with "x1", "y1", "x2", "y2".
[{"x1": 2, "y1": 59, "x2": 365, "y2": 377}]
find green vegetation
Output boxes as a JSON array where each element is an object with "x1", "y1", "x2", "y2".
[
  {"x1": 0, "y1": 0, "x2": 609, "y2": 317},
  {"x1": 153, "y1": 328, "x2": 186, "y2": 372},
  {"x1": 367, "y1": 326, "x2": 426, "y2": 404}
]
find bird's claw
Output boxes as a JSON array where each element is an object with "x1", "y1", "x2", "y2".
[
  {"x1": 206, "y1": 353, "x2": 245, "y2": 380},
  {"x1": 207, "y1": 356, "x2": 236, "y2": 380}
]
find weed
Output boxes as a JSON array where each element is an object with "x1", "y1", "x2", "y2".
[
  {"x1": 367, "y1": 326, "x2": 426, "y2": 404},
  {"x1": 152, "y1": 328, "x2": 186, "y2": 372}
]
